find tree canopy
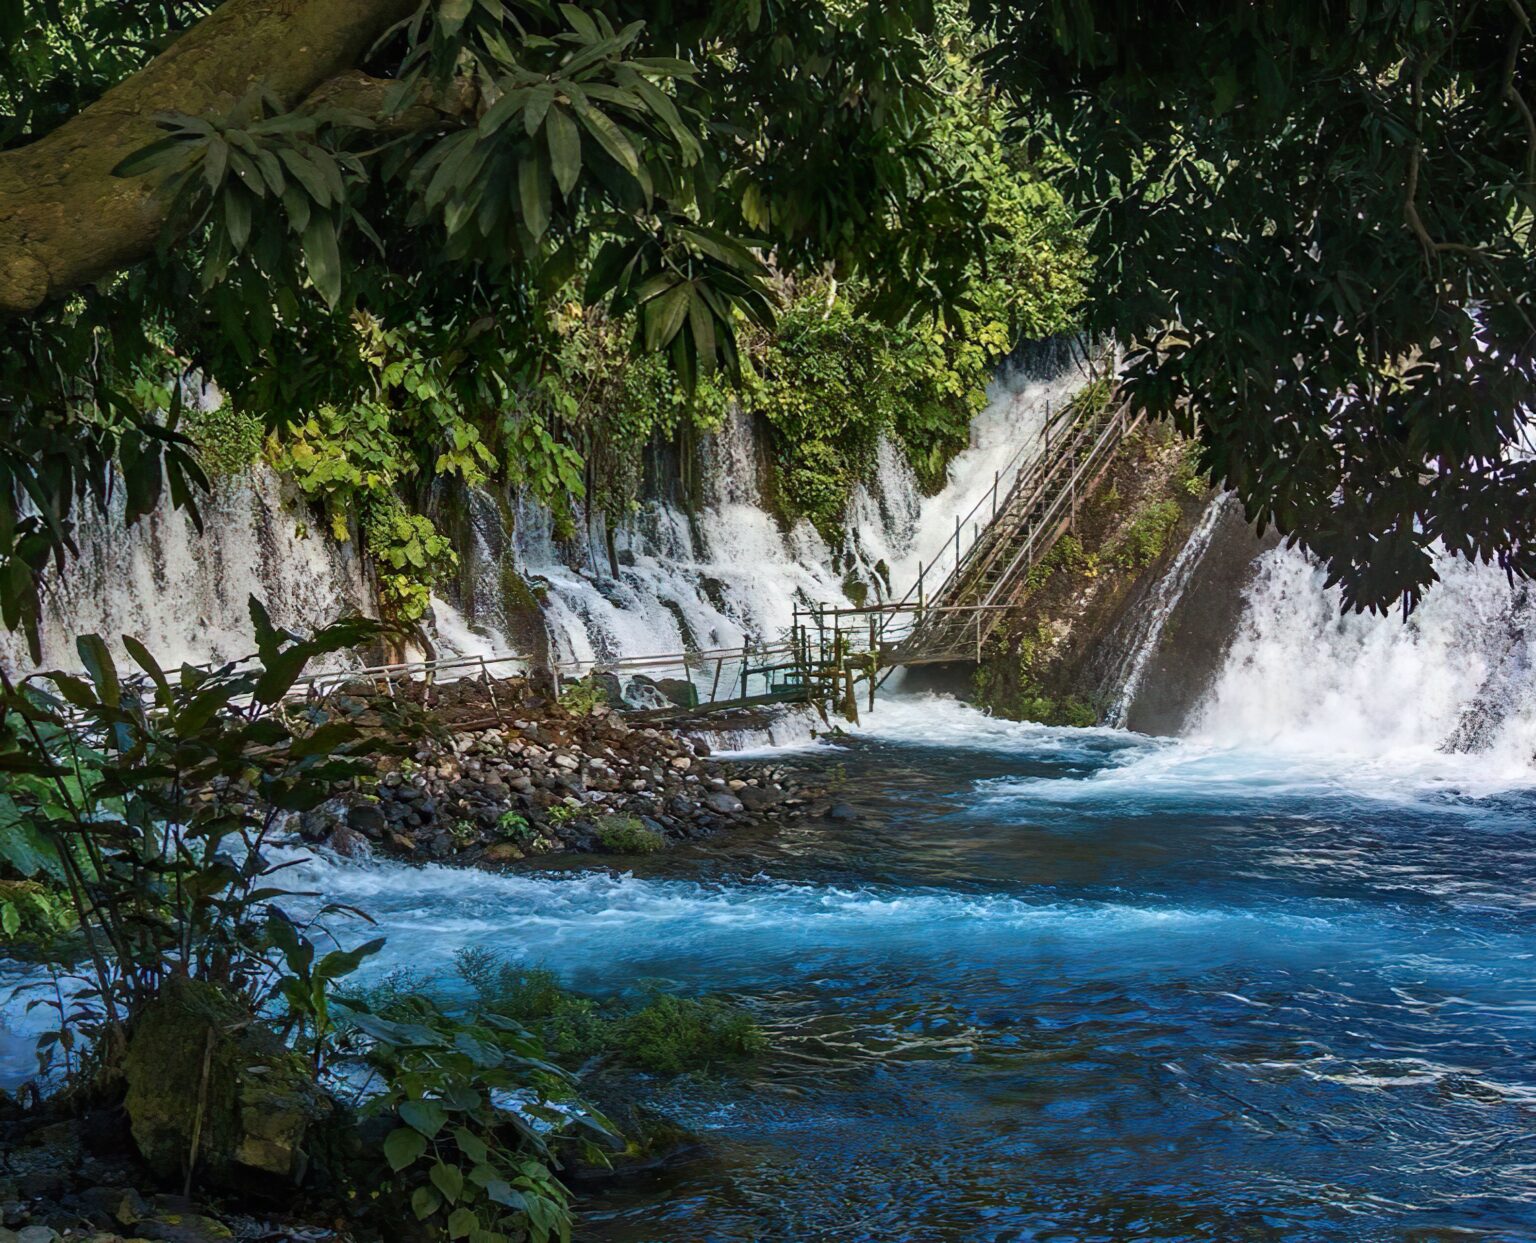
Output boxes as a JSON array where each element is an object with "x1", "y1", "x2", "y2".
[
  {"x1": 0, "y1": 0, "x2": 1532, "y2": 652},
  {"x1": 0, "y1": 0, "x2": 995, "y2": 650},
  {"x1": 973, "y1": 0, "x2": 1536, "y2": 612}
]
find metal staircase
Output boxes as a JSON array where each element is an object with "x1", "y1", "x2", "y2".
[{"x1": 876, "y1": 396, "x2": 1144, "y2": 665}]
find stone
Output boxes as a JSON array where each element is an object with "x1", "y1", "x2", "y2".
[
  {"x1": 827, "y1": 803, "x2": 858, "y2": 822},
  {"x1": 15, "y1": 1226, "x2": 60, "y2": 1243},
  {"x1": 134, "y1": 1215, "x2": 234, "y2": 1242},
  {"x1": 669, "y1": 756, "x2": 691, "y2": 771},
  {"x1": 703, "y1": 791, "x2": 744, "y2": 815},
  {"x1": 325, "y1": 825, "x2": 370, "y2": 859},
  {"x1": 737, "y1": 786, "x2": 782, "y2": 812},
  {"x1": 345, "y1": 804, "x2": 386, "y2": 837},
  {"x1": 76, "y1": 1186, "x2": 147, "y2": 1227},
  {"x1": 123, "y1": 977, "x2": 333, "y2": 1191},
  {"x1": 552, "y1": 753, "x2": 580, "y2": 771},
  {"x1": 655, "y1": 677, "x2": 700, "y2": 710}
]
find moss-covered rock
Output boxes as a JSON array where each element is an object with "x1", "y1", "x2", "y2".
[{"x1": 123, "y1": 977, "x2": 332, "y2": 1190}]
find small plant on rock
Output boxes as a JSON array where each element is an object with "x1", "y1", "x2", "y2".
[
  {"x1": 557, "y1": 676, "x2": 608, "y2": 717},
  {"x1": 595, "y1": 816, "x2": 663, "y2": 855},
  {"x1": 495, "y1": 811, "x2": 534, "y2": 842}
]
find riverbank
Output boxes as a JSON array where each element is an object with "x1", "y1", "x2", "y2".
[{"x1": 294, "y1": 676, "x2": 833, "y2": 867}]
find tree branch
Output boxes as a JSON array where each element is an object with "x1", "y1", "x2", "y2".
[{"x1": 0, "y1": 0, "x2": 418, "y2": 316}]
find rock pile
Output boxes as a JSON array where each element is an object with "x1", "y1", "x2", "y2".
[{"x1": 297, "y1": 700, "x2": 826, "y2": 866}]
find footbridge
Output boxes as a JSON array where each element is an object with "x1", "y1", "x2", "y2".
[
  {"x1": 275, "y1": 387, "x2": 1141, "y2": 726},
  {"x1": 782, "y1": 391, "x2": 1143, "y2": 718}
]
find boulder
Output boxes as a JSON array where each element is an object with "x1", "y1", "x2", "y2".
[
  {"x1": 703, "y1": 791, "x2": 744, "y2": 815},
  {"x1": 123, "y1": 977, "x2": 333, "y2": 1191},
  {"x1": 655, "y1": 678, "x2": 700, "y2": 710}
]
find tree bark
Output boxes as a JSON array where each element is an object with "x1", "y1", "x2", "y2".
[{"x1": 0, "y1": 0, "x2": 418, "y2": 315}]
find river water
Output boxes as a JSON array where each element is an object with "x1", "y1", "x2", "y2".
[{"x1": 235, "y1": 692, "x2": 1534, "y2": 1242}]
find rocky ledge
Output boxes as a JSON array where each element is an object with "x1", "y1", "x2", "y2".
[{"x1": 295, "y1": 682, "x2": 835, "y2": 866}]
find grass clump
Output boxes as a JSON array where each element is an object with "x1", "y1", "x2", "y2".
[
  {"x1": 456, "y1": 948, "x2": 607, "y2": 1058},
  {"x1": 596, "y1": 815, "x2": 664, "y2": 855},
  {"x1": 453, "y1": 949, "x2": 765, "y2": 1073},
  {"x1": 612, "y1": 994, "x2": 767, "y2": 1074}
]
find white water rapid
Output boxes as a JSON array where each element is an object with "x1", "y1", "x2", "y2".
[{"x1": 1186, "y1": 543, "x2": 1536, "y2": 779}]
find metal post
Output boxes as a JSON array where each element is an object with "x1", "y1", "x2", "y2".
[
  {"x1": 992, "y1": 471, "x2": 999, "y2": 518},
  {"x1": 741, "y1": 648, "x2": 749, "y2": 700},
  {"x1": 954, "y1": 514, "x2": 961, "y2": 571},
  {"x1": 480, "y1": 655, "x2": 505, "y2": 727},
  {"x1": 918, "y1": 562, "x2": 925, "y2": 613},
  {"x1": 711, "y1": 656, "x2": 724, "y2": 702}
]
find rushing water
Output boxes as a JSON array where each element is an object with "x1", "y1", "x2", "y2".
[
  {"x1": 142, "y1": 690, "x2": 1521, "y2": 1243},
  {"x1": 4, "y1": 340, "x2": 1535, "y2": 1237}
]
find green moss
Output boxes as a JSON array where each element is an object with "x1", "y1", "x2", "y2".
[
  {"x1": 610, "y1": 994, "x2": 766, "y2": 1074},
  {"x1": 596, "y1": 815, "x2": 664, "y2": 855},
  {"x1": 1109, "y1": 499, "x2": 1182, "y2": 570},
  {"x1": 180, "y1": 401, "x2": 264, "y2": 476}
]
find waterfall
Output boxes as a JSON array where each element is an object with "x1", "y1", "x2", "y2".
[
  {"x1": 0, "y1": 464, "x2": 371, "y2": 676},
  {"x1": 437, "y1": 340, "x2": 1095, "y2": 670},
  {"x1": 1102, "y1": 494, "x2": 1233, "y2": 727},
  {"x1": 0, "y1": 338, "x2": 1093, "y2": 683},
  {"x1": 1187, "y1": 545, "x2": 1536, "y2": 770}
]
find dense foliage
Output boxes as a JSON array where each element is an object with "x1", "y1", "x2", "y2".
[
  {"x1": 0, "y1": 0, "x2": 999, "y2": 650},
  {"x1": 973, "y1": 0, "x2": 1536, "y2": 612}
]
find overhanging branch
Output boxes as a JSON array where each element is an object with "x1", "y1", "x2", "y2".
[{"x1": 0, "y1": 0, "x2": 418, "y2": 316}]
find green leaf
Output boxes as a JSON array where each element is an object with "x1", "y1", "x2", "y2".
[
  {"x1": 411, "y1": 1185, "x2": 443, "y2": 1221},
  {"x1": 224, "y1": 187, "x2": 252, "y2": 252},
  {"x1": 453, "y1": 1126, "x2": 489, "y2": 1164},
  {"x1": 571, "y1": 101, "x2": 638, "y2": 178},
  {"x1": 111, "y1": 135, "x2": 193, "y2": 178},
  {"x1": 525, "y1": 83, "x2": 555, "y2": 136},
  {"x1": 399, "y1": 1098, "x2": 449, "y2": 1139},
  {"x1": 76, "y1": 634, "x2": 120, "y2": 707},
  {"x1": 277, "y1": 147, "x2": 332, "y2": 206},
  {"x1": 301, "y1": 213, "x2": 342, "y2": 307},
  {"x1": 518, "y1": 150, "x2": 550, "y2": 240},
  {"x1": 384, "y1": 1126, "x2": 428, "y2": 1172},
  {"x1": 430, "y1": 1159, "x2": 465, "y2": 1204},
  {"x1": 447, "y1": 1206, "x2": 478, "y2": 1240},
  {"x1": 545, "y1": 105, "x2": 580, "y2": 197},
  {"x1": 644, "y1": 284, "x2": 690, "y2": 352}
]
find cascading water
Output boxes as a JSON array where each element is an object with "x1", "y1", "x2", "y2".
[
  {"x1": 1190, "y1": 543, "x2": 1536, "y2": 776},
  {"x1": 0, "y1": 464, "x2": 370, "y2": 675},
  {"x1": 1101, "y1": 493, "x2": 1234, "y2": 727},
  {"x1": 433, "y1": 339, "x2": 1094, "y2": 674}
]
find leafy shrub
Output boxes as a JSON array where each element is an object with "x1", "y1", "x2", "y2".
[
  {"x1": 0, "y1": 598, "x2": 399, "y2": 1082},
  {"x1": 595, "y1": 816, "x2": 663, "y2": 855},
  {"x1": 1110, "y1": 499, "x2": 1181, "y2": 570},
  {"x1": 557, "y1": 676, "x2": 608, "y2": 717},
  {"x1": 0, "y1": 878, "x2": 73, "y2": 941},
  {"x1": 455, "y1": 950, "x2": 607, "y2": 1060},
  {"x1": 496, "y1": 811, "x2": 534, "y2": 842},
  {"x1": 349, "y1": 996, "x2": 614, "y2": 1243},
  {"x1": 180, "y1": 399, "x2": 265, "y2": 476},
  {"x1": 611, "y1": 994, "x2": 766, "y2": 1074}
]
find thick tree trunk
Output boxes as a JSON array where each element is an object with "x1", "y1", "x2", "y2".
[{"x1": 0, "y1": 0, "x2": 417, "y2": 315}]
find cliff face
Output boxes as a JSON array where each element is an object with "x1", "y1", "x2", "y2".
[{"x1": 973, "y1": 423, "x2": 1217, "y2": 726}]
